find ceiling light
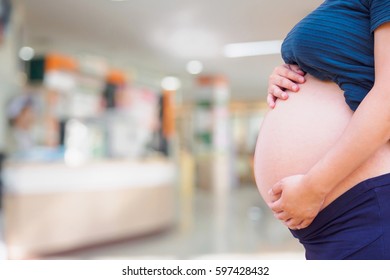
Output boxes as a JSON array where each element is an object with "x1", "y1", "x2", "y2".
[
  {"x1": 19, "y1": 46, "x2": 35, "y2": 61},
  {"x1": 152, "y1": 28, "x2": 219, "y2": 58},
  {"x1": 223, "y1": 40, "x2": 283, "y2": 58},
  {"x1": 186, "y1": 60, "x2": 203, "y2": 75},
  {"x1": 161, "y1": 76, "x2": 181, "y2": 91}
]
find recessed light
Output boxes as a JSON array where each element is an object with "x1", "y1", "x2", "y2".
[
  {"x1": 19, "y1": 46, "x2": 35, "y2": 61},
  {"x1": 186, "y1": 60, "x2": 203, "y2": 75},
  {"x1": 223, "y1": 40, "x2": 282, "y2": 58},
  {"x1": 161, "y1": 76, "x2": 181, "y2": 91}
]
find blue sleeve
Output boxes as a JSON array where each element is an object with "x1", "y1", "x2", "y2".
[{"x1": 369, "y1": 0, "x2": 390, "y2": 32}]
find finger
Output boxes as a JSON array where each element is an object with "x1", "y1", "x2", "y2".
[
  {"x1": 269, "y1": 184, "x2": 282, "y2": 202},
  {"x1": 286, "y1": 219, "x2": 303, "y2": 229},
  {"x1": 269, "y1": 74, "x2": 299, "y2": 92},
  {"x1": 284, "y1": 64, "x2": 306, "y2": 80},
  {"x1": 277, "y1": 66, "x2": 305, "y2": 85},
  {"x1": 293, "y1": 221, "x2": 306, "y2": 230},
  {"x1": 269, "y1": 180, "x2": 283, "y2": 195},
  {"x1": 275, "y1": 76, "x2": 300, "y2": 92},
  {"x1": 269, "y1": 190, "x2": 281, "y2": 202},
  {"x1": 269, "y1": 84, "x2": 289, "y2": 99},
  {"x1": 268, "y1": 203, "x2": 283, "y2": 214},
  {"x1": 283, "y1": 218, "x2": 293, "y2": 228},
  {"x1": 274, "y1": 211, "x2": 290, "y2": 221},
  {"x1": 270, "y1": 199, "x2": 283, "y2": 213},
  {"x1": 288, "y1": 64, "x2": 306, "y2": 77},
  {"x1": 298, "y1": 219, "x2": 314, "y2": 229},
  {"x1": 267, "y1": 93, "x2": 276, "y2": 109}
]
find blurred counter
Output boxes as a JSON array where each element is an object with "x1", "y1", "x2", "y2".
[{"x1": 2, "y1": 158, "x2": 176, "y2": 259}]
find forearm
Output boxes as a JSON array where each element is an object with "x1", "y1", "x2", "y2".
[{"x1": 305, "y1": 86, "x2": 390, "y2": 195}]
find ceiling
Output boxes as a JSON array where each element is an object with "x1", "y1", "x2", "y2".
[{"x1": 20, "y1": 0, "x2": 323, "y2": 101}]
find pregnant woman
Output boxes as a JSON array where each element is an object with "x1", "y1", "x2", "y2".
[{"x1": 254, "y1": 0, "x2": 390, "y2": 259}]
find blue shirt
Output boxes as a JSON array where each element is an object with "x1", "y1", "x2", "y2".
[{"x1": 281, "y1": 0, "x2": 390, "y2": 111}]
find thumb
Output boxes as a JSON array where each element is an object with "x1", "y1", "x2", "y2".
[{"x1": 269, "y1": 180, "x2": 283, "y2": 195}]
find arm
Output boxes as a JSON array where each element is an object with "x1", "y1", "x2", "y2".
[{"x1": 270, "y1": 22, "x2": 390, "y2": 229}]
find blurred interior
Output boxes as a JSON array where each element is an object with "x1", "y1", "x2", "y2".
[{"x1": 0, "y1": 0, "x2": 322, "y2": 260}]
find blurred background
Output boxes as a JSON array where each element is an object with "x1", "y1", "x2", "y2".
[{"x1": 0, "y1": 0, "x2": 322, "y2": 260}]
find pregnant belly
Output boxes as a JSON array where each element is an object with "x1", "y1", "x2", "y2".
[{"x1": 254, "y1": 74, "x2": 390, "y2": 208}]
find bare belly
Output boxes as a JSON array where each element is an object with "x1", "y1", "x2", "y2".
[{"x1": 254, "y1": 74, "x2": 390, "y2": 209}]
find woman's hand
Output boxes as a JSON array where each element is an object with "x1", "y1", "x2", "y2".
[
  {"x1": 268, "y1": 174, "x2": 326, "y2": 230},
  {"x1": 267, "y1": 64, "x2": 306, "y2": 108}
]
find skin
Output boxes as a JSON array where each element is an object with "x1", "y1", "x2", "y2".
[
  {"x1": 267, "y1": 22, "x2": 390, "y2": 230},
  {"x1": 267, "y1": 64, "x2": 306, "y2": 108}
]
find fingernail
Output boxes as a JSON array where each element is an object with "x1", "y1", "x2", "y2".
[
  {"x1": 300, "y1": 77, "x2": 305, "y2": 83},
  {"x1": 282, "y1": 93, "x2": 288, "y2": 99},
  {"x1": 292, "y1": 85, "x2": 298, "y2": 91}
]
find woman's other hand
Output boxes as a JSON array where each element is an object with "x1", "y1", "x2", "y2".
[
  {"x1": 268, "y1": 174, "x2": 326, "y2": 230},
  {"x1": 267, "y1": 64, "x2": 306, "y2": 108}
]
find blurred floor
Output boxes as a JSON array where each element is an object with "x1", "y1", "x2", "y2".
[{"x1": 35, "y1": 185, "x2": 304, "y2": 260}]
